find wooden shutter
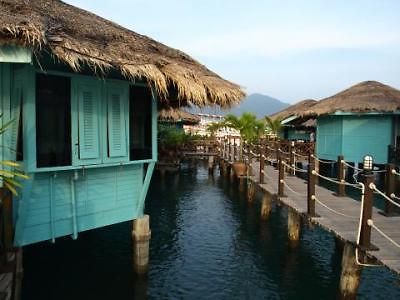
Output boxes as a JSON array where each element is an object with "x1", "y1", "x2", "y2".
[
  {"x1": 106, "y1": 84, "x2": 128, "y2": 160},
  {"x1": 77, "y1": 84, "x2": 101, "y2": 162}
]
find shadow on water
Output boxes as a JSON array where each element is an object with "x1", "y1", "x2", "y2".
[{"x1": 22, "y1": 160, "x2": 400, "y2": 299}]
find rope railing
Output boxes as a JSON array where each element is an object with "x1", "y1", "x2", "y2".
[
  {"x1": 312, "y1": 170, "x2": 362, "y2": 189},
  {"x1": 293, "y1": 151, "x2": 308, "y2": 159},
  {"x1": 282, "y1": 161, "x2": 308, "y2": 173},
  {"x1": 368, "y1": 220, "x2": 400, "y2": 249},
  {"x1": 369, "y1": 183, "x2": 400, "y2": 209},
  {"x1": 313, "y1": 195, "x2": 358, "y2": 219},
  {"x1": 281, "y1": 179, "x2": 307, "y2": 196},
  {"x1": 341, "y1": 160, "x2": 362, "y2": 171},
  {"x1": 391, "y1": 169, "x2": 400, "y2": 177},
  {"x1": 311, "y1": 154, "x2": 336, "y2": 165},
  {"x1": 279, "y1": 148, "x2": 290, "y2": 155}
]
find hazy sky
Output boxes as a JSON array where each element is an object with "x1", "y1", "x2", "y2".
[{"x1": 65, "y1": 0, "x2": 400, "y2": 103}]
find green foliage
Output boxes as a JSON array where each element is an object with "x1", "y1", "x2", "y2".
[
  {"x1": 206, "y1": 122, "x2": 224, "y2": 137},
  {"x1": 265, "y1": 116, "x2": 282, "y2": 139},
  {"x1": 223, "y1": 113, "x2": 265, "y2": 143},
  {"x1": 158, "y1": 125, "x2": 195, "y2": 147},
  {"x1": 0, "y1": 115, "x2": 29, "y2": 196}
]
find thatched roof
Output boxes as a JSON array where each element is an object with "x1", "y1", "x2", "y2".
[
  {"x1": 0, "y1": 0, "x2": 245, "y2": 107},
  {"x1": 302, "y1": 81, "x2": 400, "y2": 116},
  {"x1": 158, "y1": 108, "x2": 200, "y2": 125},
  {"x1": 270, "y1": 99, "x2": 317, "y2": 120}
]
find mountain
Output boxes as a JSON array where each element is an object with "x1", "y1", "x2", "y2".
[{"x1": 188, "y1": 93, "x2": 289, "y2": 118}]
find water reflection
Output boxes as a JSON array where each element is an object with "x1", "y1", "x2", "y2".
[{"x1": 21, "y1": 161, "x2": 400, "y2": 300}]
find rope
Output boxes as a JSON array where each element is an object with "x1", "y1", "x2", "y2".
[
  {"x1": 368, "y1": 220, "x2": 400, "y2": 249},
  {"x1": 313, "y1": 195, "x2": 358, "y2": 219},
  {"x1": 391, "y1": 169, "x2": 400, "y2": 177},
  {"x1": 311, "y1": 155, "x2": 336, "y2": 165},
  {"x1": 282, "y1": 180, "x2": 307, "y2": 196},
  {"x1": 282, "y1": 161, "x2": 308, "y2": 173},
  {"x1": 312, "y1": 170, "x2": 362, "y2": 189},
  {"x1": 369, "y1": 183, "x2": 400, "y2": 209},
  {"x1": 341, "y1": 160, "x2": 362, "y2": 171},
  {"x1": 279, "y1": 149, "x2": 290, "y2": 155},
  {"x1": 293, "y1": 152, "x2": 308, "y2": 159}
]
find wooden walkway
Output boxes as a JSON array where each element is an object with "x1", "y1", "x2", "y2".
[{"x1": 245, "y1": 161, "x2": 400, "y2": 274}]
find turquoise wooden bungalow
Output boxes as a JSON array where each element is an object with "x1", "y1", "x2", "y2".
[
  {"x1": 270, "y1": 99, "x2": 317, "y2": 141},
  {"x1": 0, "y1": 0, "x2": 244, "y2": 247},
  {"x1": 302, "y1": 81, "x2": 400, "y2": 165}
]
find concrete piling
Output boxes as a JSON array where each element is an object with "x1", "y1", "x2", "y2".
[
  {"x1": 338, "y1": 242, "x2": 361, "y2": 300},
  {"x1": 132, "y1": 215, "x2": 151, "y2": 274}
]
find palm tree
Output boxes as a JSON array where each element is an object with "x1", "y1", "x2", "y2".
[
  {"x1": 224, "y1": 113, "x2": 265, "y2": 143},
  {"x1": 265, "y1": 116, "x2": 282, "y2": 140}
]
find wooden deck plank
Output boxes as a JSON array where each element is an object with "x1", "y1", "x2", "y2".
[{"x1": 246, "y1": 161, "x2": 400, "y2": 275}]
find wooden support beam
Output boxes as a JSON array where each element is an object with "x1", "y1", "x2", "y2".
[
  {"x1": 289, "y1": 141, "x2": 295, "y2": 176},
  {"x1": 338, "y1": 242, "x2": 361, "y2": 300},
  {"x1": 260, "y1": 193, "x2": 272, "y2": 220},
  {"x1": 384, "y1": 163, "x2": 398, "y2": 216},
  {"x1": 259, "y1": 142, "x2": 265, "y2": 184},
  {"x1": 132, "y1": 215, "x2": 151, "y2": 274},
  {"x1": 359, "y1": 173, "x2": 378, "y2": 251},
  {"x1": 247, "y1": 181, "x2": 256, "y2": 202},
  {"x1": 337, "y1": 155, "x2": 345, "y2": 197},
  {"x1": 278, "y1": 155, "x2": 286, "y2": 198},
  {"x1": 287, "y1": 207, "x2": 301, "y2": 247},
  {"x1": 307, "y1": 153, "x2": 318, "y2": 217}
]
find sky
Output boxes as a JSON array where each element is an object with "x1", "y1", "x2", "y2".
[{"x1": 64, "y1": 0, "x2": 400, "y2": 103}]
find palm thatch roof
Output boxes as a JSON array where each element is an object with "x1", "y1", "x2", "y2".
[
  {"x1": 302, "y1": 81, "x2": 400, "y2": 116},
  {"x1": 0, "y1": 0, "x2": 245, "y2": 107},
  {"x1": 270, "y1": 99, "x2": 317, "y2": 120},
  {"x1": 158, "y1": 108, "x2": 200, "y2": 125}
]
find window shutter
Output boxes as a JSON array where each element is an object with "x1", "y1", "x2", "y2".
[
  {"x1": 78, "y1": 85, "x2": 101, "y2": 161},
  {"x1": 9, "y1": 87, "x2": 22, "y2": 161},
  {"x1": 107, "y1": 87, "x2": 128, "y2": 158}
]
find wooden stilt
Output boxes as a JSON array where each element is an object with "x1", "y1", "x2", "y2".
[
  {"x1": 287, "y1": 207, "x2": 301, "y2": 247},
  {"x1": 260, "y1": 193, "x2": 272, "y2": 220},
  {"x1": 208, "y1": 155, "x2": 214, "y2": 174},
  {"x1": 239, "y1": 176, "x2": 245, "y2": 192},
  {"x1": 338, "y1": 242, "x2": 361, "y2": 300},
  {"x1": 132, "y1": 215, "x2": 151, "y2": 274},
  {"x1": 247, "y1": 181, "x2": 256, "y2": 202}
]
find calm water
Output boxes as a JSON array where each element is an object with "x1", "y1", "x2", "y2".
[{"x1": 22, "y1": 161, "x2": 400, "y2": 299}]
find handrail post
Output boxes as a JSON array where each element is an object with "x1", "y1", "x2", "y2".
[
  {"x1": 307, "y1": 153, "x2": 318, "y2": 217},
  {"x1": 289, "y1": 141, "x2": 295, "y2": 176},
  {"x1": 259, "y1": 141, "x2": 265, "y2": 184},
  {"x1": 278, "y1": 154, "x2": 285, "y2": 197},
  {"x1": 384, "y1": 163, "x2": 397, "y2": 216},
  {"x1": 274, "y1": 141, "x2": 279, "y2": 170},
  {"x1": 233, "y1": 137, "x2": 236, "y2": 161},
  {"x1": 359, "y1": 172, "x2": 378, "y2": 250},
  {"x1": 337, "y1": 155, "x2": 345, "y2": 197}
]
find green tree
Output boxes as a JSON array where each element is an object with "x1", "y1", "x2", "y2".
[
  {"x1": 265, "y1": 116, "x2": 282, "y2": 139},
  {"x1": 224, "y1": 113, "x2": 265, "y2": 143}
]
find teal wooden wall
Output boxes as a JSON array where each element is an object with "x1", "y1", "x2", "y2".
[
  {"x1": 317, "y1": 115, "x2": 393, "y2": 164},
  {"x1": 287, "y1": 129, "x2": 310, "y2": 141},
  {"x1": 1, "y1": 54, "x2": 157, "y2": 246}
]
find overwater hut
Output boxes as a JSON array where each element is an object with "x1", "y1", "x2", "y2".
[
  {"x1": 270, "y1": 99, "x2": 317, "y2": 141},
  {"x1": 158, "y1": 108, "x2": 200, "y2": 129},
  {"x1": 302, "y1": 81, "x2": 400, "y2": 164},
  {"x1": 0, "y1": 0, "x2": 244, "y2": 247}
]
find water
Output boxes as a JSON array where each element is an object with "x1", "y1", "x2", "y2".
[{"x1": 22, "y1": 161, "x2": 400, "y2": 299}]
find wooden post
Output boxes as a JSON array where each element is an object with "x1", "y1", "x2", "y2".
[
  {"x1": 233, "y1": 138, "x2": 237, "y2": 161},
  {"x1": 274, "y1": 142, "x2": 279, "y2": 169},
  {"x1": 289, "y1": 141, "x2": 295, "y2": 176},
  {"x1": 359, "y1": 173, "x2": 377, "y2": 250},
  {"x1": 259, "y1": 142, "x2": 265, "y2": 184},
  {"x1": 208, "y1": 155, "x2": 214, "y2": 174},
  {"x1": 239, "y1": 176, "x2": 245, "y2": 192},
  {"x1": 384, "y1": 163, "x2": 397, "y2": 216},
  {"x1": 338, "y1": 242, "x2": 362, "y2": 300},
  {"x1": 337, "y1": 155, "x2": 345, "y2": 197},
  {"x1": 314, "y1": 156, "x2": 320, "y2": 185},
  {"x1": 247, "y1": 181, "x2": 256, "y2": 202},
  {"x1": 278, "y1": 155, "x2": 286, "y2": 198},
  {"x1": 307, "y1": 153, "x2": 318, "y2": 217},
  {"x1": 288, "y1": 207, "x2": 301, "y2": 247},
  {"x1": 132, "y1": 215, "x2": 151, "y2": 274},
  {"x1": 260, "y1": 193, "x2": 272, "y2": 220}
]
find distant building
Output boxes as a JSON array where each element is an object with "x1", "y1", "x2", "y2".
[{"x1": 184, "y1": 113, "x2": 240, "y2": 138}]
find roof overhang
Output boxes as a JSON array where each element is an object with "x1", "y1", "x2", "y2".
[{"x1": 0, "y1": 45, "x2": 32, "y2": 63}]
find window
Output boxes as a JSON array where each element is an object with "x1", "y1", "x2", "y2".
[
  {"x1": 129, "y1": 86, "x2": 152, "y2": 160},
  {"x1": 36, "y1": 74, "x2": 71, "y2": 167}
]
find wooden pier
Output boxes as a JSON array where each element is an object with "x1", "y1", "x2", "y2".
[{"x1": 218, "y1": 138, "x2": 400, "y2": 277}]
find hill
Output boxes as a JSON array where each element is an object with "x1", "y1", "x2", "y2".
[{"x1": 188, "y1": 93, "x2": 289, "y2": 118}]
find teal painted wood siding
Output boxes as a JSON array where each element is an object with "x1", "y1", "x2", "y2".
[
  {"x1": 1, "y1": 55, "x2": 157, "y2": 246},
  {"x1": 15, "y1": 165, "x2": 143, "y2": 246},
  {"x1": 287, "y1": 129, "x2": 310, "y2": 141},
  {"x1": 316, "y1": 115, "x2": 393, "y2": 164}
]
